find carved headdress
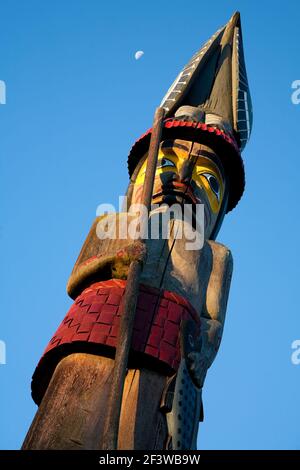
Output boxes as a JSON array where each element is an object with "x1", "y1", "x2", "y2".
[{"x1": 128, "y1": 12, "x2": 252, "y2": 213}]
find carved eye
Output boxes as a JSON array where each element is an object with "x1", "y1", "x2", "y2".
[
  {"x1": 157, "y1": 157, "x2": 176, "y2": 169},
  {"x1": 202, "y1": 173, "x2": 221, "y2": 202}
]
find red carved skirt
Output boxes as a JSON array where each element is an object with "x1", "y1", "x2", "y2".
[{"x1": 31, "y1": 280, "x2": 200, "y2": 404}]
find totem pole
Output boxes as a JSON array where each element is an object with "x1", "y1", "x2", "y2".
[{"x1": 23, "y1": 11, "x2": 252, "y2": 450}]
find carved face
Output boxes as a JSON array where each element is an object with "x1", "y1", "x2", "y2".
[{"x1": 130, "y1": 139, "x2": 226, "y2": 240}]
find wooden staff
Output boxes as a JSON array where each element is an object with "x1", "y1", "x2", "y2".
[{"x1": 102, "y1": 106, "x2": 165, "y2": 450}]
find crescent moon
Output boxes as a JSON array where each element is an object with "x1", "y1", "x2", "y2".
[{"x1": 135, "y1": 50, "x2": 144, "y2": 60}]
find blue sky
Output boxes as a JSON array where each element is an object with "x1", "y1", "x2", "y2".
[{"x1": 0, "y1": 0, "x2": 299, "y2": 449}]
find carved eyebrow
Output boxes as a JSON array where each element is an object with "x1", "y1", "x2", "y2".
[
  {"x1": 192, "y1": 151, "x2": 225, "y2": 180},
  {"x1": 191, "y1": 149, "x2": 217, "y2": 160},
  {"x1": 161, "y1": 140, "x2": 190, "y2": 153}
]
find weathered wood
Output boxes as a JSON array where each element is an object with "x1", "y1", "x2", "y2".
[
  {"x1": 22, "y1": 353, "x2": 167, "y2": 450},
  {"x1": 102, "y1": 107, "x2": 165, "y2": 450},
  {"x1": 118, "y1": 367, "x2": 168, "y2": 449},
  {"x1": 22, "y1": 353, "x2": 113, "y2": 449},
  {"x1": 101, "y1": 260, "x2": 142, "y2": 450}
]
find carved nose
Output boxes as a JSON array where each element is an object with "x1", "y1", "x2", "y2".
[
  {"x1": 179, "y1": 159, "x2": 194, "y2": 183},
  {"x1": 159, "y1": 170, "x2": 178, "y2": 186}
]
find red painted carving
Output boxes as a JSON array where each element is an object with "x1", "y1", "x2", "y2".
[{"x1": 32, "y1": 280, "x2": 200, "y2": 404}]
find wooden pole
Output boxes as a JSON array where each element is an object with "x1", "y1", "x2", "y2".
[
  {"x1": 101, "y1": 106, "x2": 165, "y2": 450},
  {"x1": 21, "y1": 353, "x2": 168, "y2": 449}
]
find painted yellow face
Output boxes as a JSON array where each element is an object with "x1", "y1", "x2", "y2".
[{"x1": 134, "y1": 143, "x2": 225, "y2": 214}]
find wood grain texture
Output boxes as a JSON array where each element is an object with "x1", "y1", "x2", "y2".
[
  {"x1": 23, "y1": 353, "x2": 112, "y2": 449},
  {"x1": 101, "y1": 260, "x2": 142, "y2": 450},
  {"x1": 118, "y1": 367, "x2": 167, "y2": 450},
  {"x1": 204, "y1": 240, "x2": 233, "y2": 322},
  {"x1": 22, "y1": 353, "x2": 168, "y2": 450}
]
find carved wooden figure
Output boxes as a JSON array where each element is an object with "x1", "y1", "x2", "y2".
[{"x1": 23, "y1": 11, "x2": 252, "y2": 450}]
